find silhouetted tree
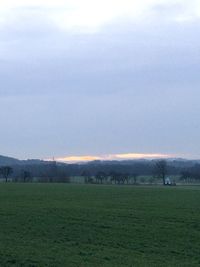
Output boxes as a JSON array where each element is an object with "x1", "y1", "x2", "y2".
[
  {"x1": 153, "y1": 160, "x2": 167, "y2": 185},
  {"x1": 123, "y1": 173, "x2": 130, "y2": 184},
  {"x1": 132, "y1": 173, "x2": 138, "y2": 184},
  {"x1": 110, "y1": 171, "x2": 118, "y2": 184},
  {"x1": 21, "y1": 170, "x2": 32, "y2": 182},
  {"x1": 96, "y1": 171, "x2": 107, "y2": 184},
  {"x1": 56, "y1": 168, "x2": 70, "y2": 183},
  {"x1": 180, "y1": 171, "x2": 191, "y2": 183},
  {"x1": 81, "y1": 170, "x2": 92, "y2": 184},
  {"x1": 110, "y1": 172, "x2": 124, "y2": 184},
  {"x1": 0, "y1": 166, "x2": 13, "y2": 182},
  {"x1": 49, "y1": 160, "x2": 57, "y2": 182}
]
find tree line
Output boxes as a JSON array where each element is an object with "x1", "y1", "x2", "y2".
[
  {"x1": 1, "y1": 159, "x2": 200, "y2": 184},
  {"x1": 180, "y1": 164, "x2": 200, "y2": 183}
]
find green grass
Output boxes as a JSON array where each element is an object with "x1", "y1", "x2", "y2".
[{"x1": 0, "y1": 184, "x2": 200, "y2": 266}]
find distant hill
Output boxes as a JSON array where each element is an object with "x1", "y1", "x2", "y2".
[
  {"x1": 0, "y1": 155, "x2": 50, "y2": 166},
  {"x1": 0, "y1": 155, "x2": 21, "y2": 166},
  {"x1": 0, "y1": 154, "x2": 200, "y2": 171}
]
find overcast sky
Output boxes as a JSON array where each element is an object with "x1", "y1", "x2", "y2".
[{"x1": 0, "y1": 0, "x2": 200, "y2": 161}]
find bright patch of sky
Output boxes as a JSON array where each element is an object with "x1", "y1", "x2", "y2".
[
  {"x1": 54, "y1": 153, "x2": 173, "y2": 163},
  {"x1": 0, "y1": 0, "x2": 200, "y2": 32}
]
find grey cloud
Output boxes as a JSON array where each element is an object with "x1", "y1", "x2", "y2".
[{"x1": 0, "y1": 10, "x2": 200, "y2": 158}]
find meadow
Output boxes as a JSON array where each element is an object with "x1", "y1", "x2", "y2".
[{"x1": 0, "y1": 184, "x2": 200, "y2": 266}]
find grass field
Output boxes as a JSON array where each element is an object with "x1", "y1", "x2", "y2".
[{"x1": 0, "y1": 184, "x2": 200, "y2": 266}]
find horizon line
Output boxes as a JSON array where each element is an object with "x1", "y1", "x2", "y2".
[{"x1": 51, "y1": 153, "x2": 176, "y2": 163}]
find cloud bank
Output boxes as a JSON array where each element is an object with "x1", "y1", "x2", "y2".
[{"x1": 0, "y1": 1, "x2": 200, "y2": 159}]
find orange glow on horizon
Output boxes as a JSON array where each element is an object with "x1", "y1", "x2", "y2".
[
  {"x1": 115, "y1": 153, "x2": 170, "y2": 159},
  {"x1": 56, "y1": 155, "x2": 101, "y2": 162},
  {"x1": 53, "y1": 153, "x2": 173, "y2": 163}
]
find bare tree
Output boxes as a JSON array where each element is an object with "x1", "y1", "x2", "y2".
[
  {"x1": 21, "y1": 170, "x2": 31, "y2": 183},
  {"x1": 96, "y1": 171, "x2": 107, "y2": 184},
  {"x1": 81, "y1": 170, "x2": 92, "y2": 184},
  {"x1": 49, "y1": 160, "x2": 57, "y2": 182},
  {"x1": 0, "y1": 166, "x2": 13, "y2": 182},
  {"x1": 132, "y1": 173, "x2": 138, "y2": 184},
  {"x1": 153, "y1": 160, "x2": 167, "y2": 185},
  {"x1": 123, "y1": 173, "x2": 130, "y2": 184},
  {"x1": 110, "y1": 171, "x2": 118, "y2": 184}
]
